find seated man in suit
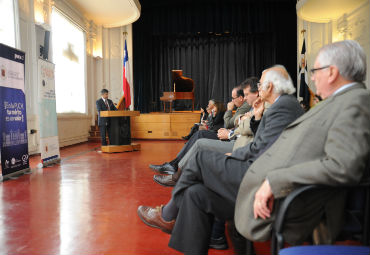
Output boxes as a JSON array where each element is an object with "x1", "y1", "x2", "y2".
[
  {"x1": 137, "y1": 65, "x2": 304, "y2": 254},
  {"x1": 149, "y1": 83, "x2": 250, "y2": 175},
  {"x1": 153, "y1": 77, "x2": 260, "y2": 187},
  {"x1": 223, "y1": 85, "x2": 252, "y2": 129},
  {"x1": 96, "y1": 89, "x2": 117, "y2": 146},
  {"x1": 235, "y1": 40, "x2": 370, "y2": 245}
]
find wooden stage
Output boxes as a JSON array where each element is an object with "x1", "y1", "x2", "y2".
[{"x1": 130, "y1": 111, "x2": 201, "y2": 139}]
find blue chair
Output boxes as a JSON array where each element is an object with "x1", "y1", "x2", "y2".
[{"x1": 279, "y1": 245, "x2": 370, "y2": 255}]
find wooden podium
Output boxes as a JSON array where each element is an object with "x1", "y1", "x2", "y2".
[{"x1": 100, "y1": 110, "x2": 140, "y2": 153}]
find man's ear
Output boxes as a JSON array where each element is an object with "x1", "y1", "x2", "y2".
[
  {"x1": 267, "y1": 82, "x2": 274, "y2": 93},
  {"x1": 328, "y1": 66, "x2": 339, "y2": 84}
]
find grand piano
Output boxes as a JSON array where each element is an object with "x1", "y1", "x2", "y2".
[{"x1": 160, "y1": 70, "x2": 195, "y2": 112}]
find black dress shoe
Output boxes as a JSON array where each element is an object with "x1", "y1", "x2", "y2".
[
  {"x1": 149, "y1": 163, "x2": 165, "y2": 171},
  {"x1": 209, "y1": 236, "x2": 228, "y2": 250},
  {"x1": 149, "y1": 162, "x2": 176, "y2": 174},
  {"x1": 153, "y1": 174, "x2": 177, "y2": 187}
]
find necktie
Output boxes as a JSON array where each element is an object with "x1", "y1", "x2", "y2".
[{"x1": 105, "y1": 100, "x2": 109, "y2": 110}]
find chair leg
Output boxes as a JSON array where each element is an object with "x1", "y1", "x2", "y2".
[
  {"x1": 246, "y1": 240, "x2": 255, "y2": 255},
  {"x1": 271, "y1": 234, "x2": 277, "y2": 255}
]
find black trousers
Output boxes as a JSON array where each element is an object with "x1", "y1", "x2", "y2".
[
  {"x1": 168, "y1": 149, "x2": 252, "y2": 254},
  {"x1": 171, "y1": 130, "x2": 219, "y2": 167},
  {"x1": 99, "y1": 125, "x2": 110, "y2": 146},
  {"x1": 186, "y1": 124, "x2": 200, "y2": 138}
]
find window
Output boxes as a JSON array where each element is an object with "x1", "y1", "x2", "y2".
[
  {"x1": 51, "y1": 8, "x2": 86, "y2": 113},
  {"x1": 0, "y1": 0, "x2": 16, "y2": 47}
]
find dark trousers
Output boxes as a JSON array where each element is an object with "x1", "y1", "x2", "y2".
[
  {"x1": 99, "y1": 125, "x2": 110, "y2": 146},
  {"x1": 186, "y1": 124, "x2": 200, "y2": 138},
  {"x1": 171, "y1": 130, "x2": 219, "y2": 167},
  {"x1": 169, "y1": 149, "x2": 252, "y2": 254}
]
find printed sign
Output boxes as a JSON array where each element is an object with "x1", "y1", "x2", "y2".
[
  {"x1": 38, "y1": 59, "x2": 60, "y2": 165},
  {"x1": 0, "y1": 43, "x2": 29, "y2": 178}
]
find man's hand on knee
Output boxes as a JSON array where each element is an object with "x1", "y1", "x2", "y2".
[{"x1": 253, "y1": 179, "x2": 274, "y2": 219}]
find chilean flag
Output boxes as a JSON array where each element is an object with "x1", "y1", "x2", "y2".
[{"x1": 123, "y1": 40, "x2": 131, "y2": 109}]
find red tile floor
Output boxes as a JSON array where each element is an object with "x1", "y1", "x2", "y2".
[{"x1": 0, "y1": 141, "x2": 244, "y2": 254}]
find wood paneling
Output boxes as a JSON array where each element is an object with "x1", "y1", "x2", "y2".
[{"x1": 131, "y1": 112, "x2": 200, "y2": 139}]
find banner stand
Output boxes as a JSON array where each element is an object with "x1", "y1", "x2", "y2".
[
  {"x1": 37, "y1": 58, "x2": 61, "y2": 167},
  {"x1": 0, "y1": 43, "x2": 30, "y2": 181},
  {"x1": 42, "y1": 158, "x2": 61, "y2": 167}
]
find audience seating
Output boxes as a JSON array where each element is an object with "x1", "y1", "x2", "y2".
[{"x1": 270, "y1": 156, "x2": 370, "y2": 255}]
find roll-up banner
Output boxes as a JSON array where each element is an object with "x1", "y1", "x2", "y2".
[
  {"x1": 37, "y1": 58, "x2": 60, "y2": 166},
  {"x1": 0, "y1": 43, "x2": 30, "y2": 180}
]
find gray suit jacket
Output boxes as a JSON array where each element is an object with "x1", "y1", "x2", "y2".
[
  {"x1": 224, "y1": 101, "x2": 251, "y2": 129},
  {"x1": 230, "y1": 94, "x2": 304, "y2": 163},
  {"x1": 235, "y1": 83, "x2": 370, "y2": 244}
]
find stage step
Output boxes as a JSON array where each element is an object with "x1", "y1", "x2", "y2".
[
  {"x1": 88, "y1": 115, "x2": 102, "y2": 142},
  {"x1": 89, "y1": 112, "x2": 201, "y2": 140}
]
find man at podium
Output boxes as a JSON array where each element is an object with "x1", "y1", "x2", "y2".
[{"x1": 96, "y1": 89, "x2": 117, "y2": 145}]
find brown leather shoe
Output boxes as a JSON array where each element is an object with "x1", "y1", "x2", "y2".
[
  {"x1": 153, "y1": 169, "x2": 182, "y2": 187},
  {"x1": 137, "y1": 205, "x2": 175, "y2": 234}
]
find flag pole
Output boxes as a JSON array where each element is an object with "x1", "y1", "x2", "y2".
[{"x1": 299, "y1": 29, "x2": 314, "y2": 107}]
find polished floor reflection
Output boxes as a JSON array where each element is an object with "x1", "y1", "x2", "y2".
[{"x1": 0, "y1": 141, "x2": 236, "y2": 254}]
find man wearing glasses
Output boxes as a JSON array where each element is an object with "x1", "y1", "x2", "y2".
[{"x1": 223, "y1": 86, "x2": 251, "y2": 129}]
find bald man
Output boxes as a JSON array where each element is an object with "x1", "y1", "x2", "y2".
[{"x1": 137, "y1": 65, "x2": 304, "y2": 254}]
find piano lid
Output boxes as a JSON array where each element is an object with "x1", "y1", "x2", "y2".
[{"x1": 171, "y1": 70, "x2": 194, "y2": 92}]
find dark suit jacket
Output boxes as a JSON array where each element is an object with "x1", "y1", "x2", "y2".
[
  {"x1": 235, "y1": 83, "x2": 370, "y2": 244},
  {"x1": 230, "y1": 94, "x2": 304, "y2": 164},
  {"x1": 96, "y1": 98, "x2": 117, "y2": 126},
  {"x1": 208, "y1": 110, "x2": 226, "y2": 131}
]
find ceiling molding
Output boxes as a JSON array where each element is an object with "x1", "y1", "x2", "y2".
[
  {"x1": 69, "y1": 0, "x2": 141, "y2": 28},
  {"x1": 296, "y1": 0, "x2": 367, "y2": 23}
]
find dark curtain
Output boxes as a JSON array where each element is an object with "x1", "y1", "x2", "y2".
[{"x1": 133, "y1": 0, "x2": 297, "y2": 113}]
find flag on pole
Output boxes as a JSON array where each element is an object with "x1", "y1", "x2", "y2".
[
  {"x1": 298, "y1": 38, "x2": 310, "y2": 104},
  {"x1": 123, "y1": 40, "x2": 131, "y2": 109}
]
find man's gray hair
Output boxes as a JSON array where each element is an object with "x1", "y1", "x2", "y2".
[
  {"x1": 262, "y1": 65, "x2": 296, "y2": 95},
  {"x1": 317, "y1": 40, "x2": 366, "y2": 82}
]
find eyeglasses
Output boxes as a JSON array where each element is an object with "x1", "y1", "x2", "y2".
[{"x1": 310, "y1": 65, "x2": 330, "y2": 75}]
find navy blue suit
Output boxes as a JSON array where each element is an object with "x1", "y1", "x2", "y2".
[{"x1": 96, "y1": 98, "x2": 117, "y2": 145}]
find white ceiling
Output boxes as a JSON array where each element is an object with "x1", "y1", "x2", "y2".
[
  {"x1": 69, "y1": 0, "x2": 141, "y2": 27},
  {"x1": 297, "y1": 0, "x2": 367, "y2": 23}
]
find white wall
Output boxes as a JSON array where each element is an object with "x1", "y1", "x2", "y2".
[
  {"x1": 297, "y1": 1, "x2": 370, "y2": 92},
  {"x1": 16, "y1": 0, "x2": 134, "y2": 154}
]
